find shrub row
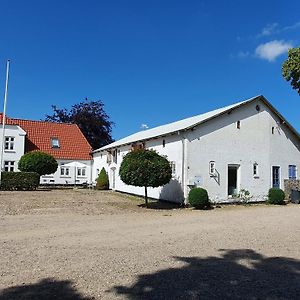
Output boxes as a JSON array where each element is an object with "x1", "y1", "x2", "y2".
[
  {"x1": 0, "y1": 172, "x2": 40, "y2": 191},
  {"x1": 188, "y1": 187, "x2": 286, "y2": 208}
]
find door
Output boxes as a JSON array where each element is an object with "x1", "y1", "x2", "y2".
[
  {"x1": 228, "y1": 165, "x2": 239, "y2": 196},
  {"x1": 272, "y1": 166, "x2": 280, "y2": 188}
]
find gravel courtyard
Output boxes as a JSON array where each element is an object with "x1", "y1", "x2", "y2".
[{"x1": 1, "y1": 189, "x2": 300, "y2": 299}]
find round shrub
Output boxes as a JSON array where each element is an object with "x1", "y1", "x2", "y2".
[
  {"x1": 188, "y1": 187, "x2": 210, "y2": 209},
  {"x1": 268, "y1": 188, "x2": 285, "y2": 205},
  {"x1": 96, "y1": 167, "x2": 109, "y2": 190},
  {"x1": 18, "y1": 151, "x2": 58, "y2": 176}
]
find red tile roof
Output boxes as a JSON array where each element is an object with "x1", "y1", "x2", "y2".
[{"x1": 0, "y1": 113, "x2": 92, "y2": 160}]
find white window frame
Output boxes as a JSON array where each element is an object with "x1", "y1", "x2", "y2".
[
  {"x1": 253, "y1": 163, "x2": 259, "y2": 178},
  {"x1": 288, "y1": 165, "x2": 297, "y2": 180},
  {"x1": 170, "y1": 161, "x2": 176, "y2": 177},
  {"x1": 60, "y1": 166, "x2": 70, "y2": 177},
  {"x1": 4, "y1": 161, "x2": 15, "y2": 172},
  {"x1": 4, "y1": 136, "x2": 15, "y2": 151},
  {"x1": 77, "y1": 167, "x2": 86, "y2": 177},
  {"x1": 209, "y1": 161, "x2": 216, "y2": 176}
]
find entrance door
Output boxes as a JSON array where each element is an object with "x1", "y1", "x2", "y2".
[
  {"x1": 272, "y1": 166, "x2": 280, "y2": 188},
  {"x1": 228, "y1": 165, "x2": 239, "y2": 196}
]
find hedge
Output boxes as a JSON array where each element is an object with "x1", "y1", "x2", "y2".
[{"x1": 0, "y1": 172, "x2": 40, "y2": 191}]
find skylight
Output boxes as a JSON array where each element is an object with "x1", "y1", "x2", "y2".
[{"x1": 51, "y1": 137, "x2": 60, "y2": 148}]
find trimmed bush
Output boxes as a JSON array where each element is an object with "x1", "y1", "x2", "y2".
[
  {"x1": 96, "y1": 167, "x2": 109, "y2": 190},
  {"x1": 119, "y1": 149, "x2": 172, "y2": 206},
  {"x1": 188, "y1": 187, "x2": 210, "y2": 209},
  {"x1": 18, "y1": 151, "x2": 58, "y2": 176},
  {"x1": 268, "y1": 188, "x2": 285, "y2": 205},
  {"x1": 0, "y1": 172, "x2": 40, "y2": 191}
]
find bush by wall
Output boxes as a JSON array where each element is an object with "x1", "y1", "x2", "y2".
[
  {"x1": 268, "y1": 188, "x2": 285, "y2": 205},
  {"x1": 96, "y1": 167, "x2": 109, "y2": 190},
  {"x1": 188, "y1": 187, "x2": 210, "y2": 209},
  {"x1": 0, "y1": 172, "x2": 40, "y2": 191}
]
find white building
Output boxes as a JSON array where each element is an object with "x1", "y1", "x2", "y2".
[
  {"x1": 92, "y1": 95, "x2": 300, "y2": 204},
  {"x1": 0, "y1": 114, "x2": 93, "y2": 185}
]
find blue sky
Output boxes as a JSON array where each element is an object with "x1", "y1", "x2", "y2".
[{"x1": 0, "y1": 0, "x2": 299, "y2": 140}]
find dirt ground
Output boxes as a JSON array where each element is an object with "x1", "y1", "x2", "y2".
[{"x1": 1, "y1": 189, "x2": 300, "y2": 299}]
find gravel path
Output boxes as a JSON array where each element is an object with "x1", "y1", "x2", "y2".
[{"x1": 1, "y1": 190, "x2": 300, "y2": 299}]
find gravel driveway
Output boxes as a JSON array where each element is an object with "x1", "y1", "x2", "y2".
[{"x1": 1, "y1": 190, "x2": 300, "y2": 299}]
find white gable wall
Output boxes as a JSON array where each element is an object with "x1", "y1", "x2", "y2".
[
  {"x1": 0, "y1": 124, "x2": 26, "y2": 171},
  {"x1": 186, "y1": 99, "x2": 300, "y2": 202}
]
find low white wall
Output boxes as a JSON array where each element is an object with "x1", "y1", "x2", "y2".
[{"x1": 40, "y1": 159, "x2": 93, "y2": 185}]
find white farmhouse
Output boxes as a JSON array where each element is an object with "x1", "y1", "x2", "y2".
[
  {"x1": 0, "y1": 114, "x2": 93, "y2": 185},
  {"x1": 92, "y1": 95, "x2": 300, "y2": 204}
]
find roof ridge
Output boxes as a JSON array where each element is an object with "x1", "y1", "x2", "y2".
[
  {"x1": 9, "y1": 117, "x2": 75, "y2": 126},
  {"x1": 95, "y1": 95, "x2": 262, "y2": 152}
]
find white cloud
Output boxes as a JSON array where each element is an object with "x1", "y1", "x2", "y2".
[
  {"x1": 255, "y1": 40, "x2": 293, "y2": 62},
  {"x1": 257, "y1": 21, "x2": 300, "y2": 38},
  {"x1": 259, "y1": 23, "x2": 279, "y2": 37},
  {"x1": 237, "y1": 51, "x2": 250, "y2": 58},
  {"x1": 140, "y1": 124, "x2": 149, "y2": 130}
]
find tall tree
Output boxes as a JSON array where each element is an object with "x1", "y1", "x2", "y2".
[
  {"x1": 282, "y1": 47, "x2": 300, "y2": 95},
  {"x1": 46, "y1": 99, "x2": 114, "y2": 149}
]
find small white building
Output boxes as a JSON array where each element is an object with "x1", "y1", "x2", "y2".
[
  {"x1": 92, "y1": 95, "x2": 300, "y2": 204},
  {"x1": 0, "y1": 114, "x2": 93, "y2": 185}
]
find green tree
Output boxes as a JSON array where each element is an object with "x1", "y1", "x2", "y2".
[
  {"x1": 96, "y1": 167, "x2": 109, "y2": 190},
  {"x1": 282, "y1": 47, "x2": 300, "y2": 95},
  {"x1": 45, "y1": 99, "x2": 114, "y2": 150},
  {"x1": 119, "y1": 149, "x2": 172, "y2": 207},
  {"x1": 18, "y1": 151, "x2": 58, "y2": 176}
]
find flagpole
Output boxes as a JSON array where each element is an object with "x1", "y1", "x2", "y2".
[{"x1": 0, "y1": 60, "x2": 10, "y2": 185}]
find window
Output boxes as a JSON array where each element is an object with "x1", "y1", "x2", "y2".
[
  {"x1": 51, "y1": 137, "x2": 60, "y2": 148},
  {"x1": 237, "y1": 121, "x2": 240, "y2": 129},
  {"x1": 60, "y1": 167, "x2": 70, "y2": 176},
  {"x1": 170, "y1": 161, "x2": 176, "y2": 176},
  {"x1": 4, "y1": 161, "x2": 14, "y2": 172},
  {"x1": 77, "y1": 167, "x2": 86, "y2": 177},
  {"x1": 289, "y1": 165, "x2": 297, "y2": 180},
  {"x1": 5, "y1": 137, "x2": 14, "y2": 150},
  {"x1": 209, "y1": 161, "x2": 216, "y2": 176},
  {"x1": 163, "y1": 139, "x2": 166, "y2": 148},
  {"x1": 272, "y1": 166, "x2": 280, "y2": 188},
  {"x1": 131, "y1": 143, "x2": 145, "y2": 151},
  {"x1": 272, "y1": 127, "x2": 275, "y2": 134},
  {"x1": 253, "y1": 163, "x2": 258, "y2": 177},
  {"x1": 113, "y1": 149, "x2": 118, "y2": 163}
]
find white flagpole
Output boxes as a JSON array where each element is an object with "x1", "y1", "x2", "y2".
[{"x1": 0, "y1": 60, "x2": 10, "y2": 185}]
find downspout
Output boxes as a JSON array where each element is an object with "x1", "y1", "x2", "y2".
[{"x1": 181, "y1": 133, "x2": 187, "y2": 205}]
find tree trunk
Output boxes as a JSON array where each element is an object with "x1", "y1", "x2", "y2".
[{"x1": 144, "y1": 186, "x2": 148, "y2": 207}]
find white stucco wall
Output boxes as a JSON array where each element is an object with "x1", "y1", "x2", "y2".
[
  {"x1": 186, "y1": 99, "x2": 300, "y2": 202},
  {"x1": 40, "y1": 159, "x2": 93, "y2": 185},
  {"x1": 0, "y1": 124, "x2": 26, "y2": 171},
  {"x1": 93, "y1": 134, "x2": 184, "y2": 203},
  {"x1": 92, "y1": 98, "x2": 300, "y2": 204}
]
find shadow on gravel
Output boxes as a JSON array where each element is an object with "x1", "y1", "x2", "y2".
[
  {"x1": 138, "y1": 201, "x2": 183, "y2": 210},
  {"x1": 112, "y1": 249, "x2": 300, "y2": 299},
  {"x1": 0, "y1": 278, "x2": 92, "y2": 300}
]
